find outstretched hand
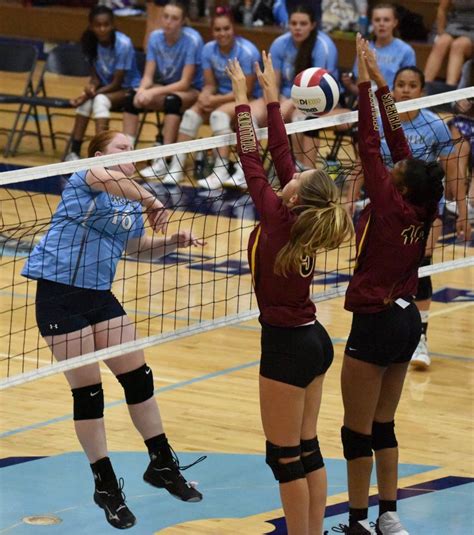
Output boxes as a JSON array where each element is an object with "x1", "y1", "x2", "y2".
[
  {"x1": 361, "y1": 39, "x2": 386, "y2": 88},
  {"x1": 255, "y1": 51, "x2": 279, "y2": 104},
  {"x1": 225, "y1": 58, "x2": 249, "y2": 105},
  {"x1": 356, "y1": 33, "x2": 370, "y2": 83},
  {"x1": 169, "y1": 229, "x2": 207, "y2": 248},
  {"x1": 356, "y1": 34, "x2": 387, "y2": 88}
]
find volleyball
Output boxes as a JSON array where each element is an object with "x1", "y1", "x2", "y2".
[{"x1": 291, "y1": 67, "x2": 340, "y2": 116}]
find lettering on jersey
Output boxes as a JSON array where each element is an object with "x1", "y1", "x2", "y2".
[
  {"x1": 401, "y1": 224, "x2": 424, "y2": 245},
  {"x1": 237, "y1": 111, "x2": 257, "y2": 153},
  {"x1": 368, "y1": 89, "x2": 379, "y2": 132},
  {"x1": 109, "y1": 195, "x2": 130, "y2": 206},
  {"x1": 299, "y1": 254, "x2": 315, "y2": 278},
  {"x1": 381, "y1": 92, "x2": 401, "y2": 131}
]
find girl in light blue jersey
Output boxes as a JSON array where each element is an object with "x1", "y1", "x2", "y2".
[
  {"x1": 250, "y1": 5, "x2": 339, "y2": 170},
  {"x1": 123, "y1": 1, "x2": 204, "y2": 178},
  {"x1": 342, "y1": 3, "x2": 416, "y2": 95},
  {"x1": 160, "y1": 6, "x2": 260, "y2": 190},
  {"x1": 252, "y1": 5, "x2": 338, "y2": 127},
  {"x1": 23, "y1": 130, "x2": 205, "y2": 529},
  {"x1": 65, "y1": 6, "x2": 141, "y2": 162}
]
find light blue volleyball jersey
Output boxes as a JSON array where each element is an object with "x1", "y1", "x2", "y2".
[
  {"x1": 22, "y1": 170, "x2": 145, "y2": 290},
  {"x1": 269, "y1": 31, "x2": 339, "y2": 98},
  {"x1": 379, "y1": 109, "x2": 454, "y2": 165},
  {"x1": 147, "y1": 26, "x2": 204, "y2": 89},
  {"x1": 379, "y1": 109, "x2": 454, "y2": 215},
  {"x1": 353, "y1": 38, "x2": 416, "y2": 89},
  {"x1": 202, "y1": 37, "x2": 261, "y2": 97},
  {"x1": 95, "y1": 31, "x2": 141, "y2": 89}
]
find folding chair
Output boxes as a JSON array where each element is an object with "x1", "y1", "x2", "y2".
[
  {"x1": 0, "y1": 42, "x2": 38, "y2": 157},
  {"x1": 11, "y1": 43, "x2": 90, "y2": 157}
]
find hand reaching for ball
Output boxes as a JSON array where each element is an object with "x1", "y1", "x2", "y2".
[
  {"x1": 255, "y1": 51, "x2": 279, "y2": 104},
  {"x1": 225, "y1": 58, "x2": 249, "y2": 105}
]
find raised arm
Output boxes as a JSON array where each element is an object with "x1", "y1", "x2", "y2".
[
  {"x1": 86, "y1": 167, "x2": 169, "y2": 233},
  {"x1": 255, "y1": 51, "x2": 296, "y2": 187},
  {"x1": 227, "y1": 58, "x2": 287, "y2": 225},
  {"x1": 362, "y1": 40, "x2": 412, "y2": 163},
  {"x1": 356, "y1": 35, "x2": 404, "y2": 211}
]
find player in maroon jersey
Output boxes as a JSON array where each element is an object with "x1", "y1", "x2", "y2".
[
  {"x1": 335, "y1": 37, "x2": 445, "y2": 535},
  {"x1": 227, "y1": 53, "x2": 353, "y2": 535}
]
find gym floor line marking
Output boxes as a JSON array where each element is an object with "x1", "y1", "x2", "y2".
[
  {"x1": 429, "y1": 301, "x2": 474, "y2": 318},
  {"x1": 0, "y1": 357, "x2": 262, "y2": 439}
]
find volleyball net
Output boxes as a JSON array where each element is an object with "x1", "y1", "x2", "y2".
[{"x1": 1, "y1": 87, "x2": 473, "y2": 389}]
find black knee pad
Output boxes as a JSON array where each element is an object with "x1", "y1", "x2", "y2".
[
  {"x1": 372, "y1": 420, "x2": 398, "y2": 451},
  {"x1": 265, "y1": 440, "x2": 306, "y2": 483},
  {"x1": 164, "y1": 94, "x2": 183, "y2": 116},
  {"x1": 116, "y1": 363, "x2": 154, "y2": 405},
  {"x1": 72, "y1": 383, "x2": 104, "y2": 421},
  {"x1": 341, "y1": 426, "x2": 373, "y2": 461},
  {"x1": 301, "y1": 437, "x2": 324, "y2": 473},
  {"x1": 416, "y1": 257, "x2": 433, "y2": 300},
  {"x1": 123, "y1": 90, "x2": 141, "y2": 115}
]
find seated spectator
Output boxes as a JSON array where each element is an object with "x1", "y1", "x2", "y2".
[
  {"x1": 122, "y1": 0, "x2": 203, "y2": 178},
  {"x1": 251, "y1": 5, "x2": 338, "y2": 169},
  {"x1": 446, "y1": 61, "x2": 474, "y2": 223},
  {"x1": 65, "y1": 5, "x2": 141, "y2": 161},
  {"x1": 342, "y1": 2, "x2": 416, "y2": 95},
  {"x1": 160, "y1": 6, "x2": 260, "y2": 190},
  {"x1": 143, "y1": 0, "x2": 191, "y2": 50},
  {"x1": 423, "y1": 0, "x2": 474, "y2": 92}
]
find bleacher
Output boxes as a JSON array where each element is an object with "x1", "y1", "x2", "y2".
[{"x1": 0, "y1": 0, "x2": 447, "y2": 75}]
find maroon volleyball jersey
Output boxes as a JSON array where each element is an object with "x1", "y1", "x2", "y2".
[
  {"x1": 236, "y1": 102, "x2": 316, "y2": 326},
  {"x1": 345, "y1": 82, "x2": 437, "y2": 314}
]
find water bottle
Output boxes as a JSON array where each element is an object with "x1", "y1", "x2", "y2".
[
  {"x1": 358, "y1": 14, "x2": 369, "y2": 36},
  {"x1": 243, "y1": 1, "x2": 253, "y2": 28}
]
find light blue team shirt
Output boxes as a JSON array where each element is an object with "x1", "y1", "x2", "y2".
[
  {"x1": 378, "y1": 108, "x2": 454, "y2": 214},
  {"x1": 378, "y1": 108, "x2": 454, "y2": 165},
  {"x1": 22, "y1": 170, "x2": 145, "y2": 290},
  {"x1": 353, "y1": 38, "x2": 416, "y2": 89},
  {"x1": 95, "y1": 31, "x2": 141, "y2": 89},
  {"x1": 269, "y1": 31, "x2": 339, "y2": 98},
  {"x1": 147, "y1": 26, "x2": 204, "y2": 89},
  {"x1": 202, "y1": 37, "x2": 261, "y2": 98}
]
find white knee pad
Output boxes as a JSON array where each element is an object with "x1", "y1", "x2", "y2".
[
  {"x1": 210, "y1": 110, "x2": 232, "y2": 136},
  {"x1": 76, "y1": 99, "x2": 92, "y2": 117},
  {"x1": 179, "y1": 109, "x2": 203, "y2": 137},
  {"x1": 92, "y1": 94, "x2": 112, "y2": 119}
]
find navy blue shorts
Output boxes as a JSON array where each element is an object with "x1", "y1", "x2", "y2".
[
  {"x1": 260, "y1": 321, "x2": 334, "y2": 388},
  {"x1": 345, "y1": 301, "x2": 421, "y2": 366},
  {"x1": 35, "y1": 279, "x2": 125, "y2": 337}
]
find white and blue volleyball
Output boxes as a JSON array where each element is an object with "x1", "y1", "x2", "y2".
[{"x1": 291, "y1": 67, "x2": 340, "y2": 116}]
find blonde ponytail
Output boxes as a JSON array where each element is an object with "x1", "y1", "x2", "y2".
[{"x1": 274, "y1": 170, "x2": 354, "y2": 277}]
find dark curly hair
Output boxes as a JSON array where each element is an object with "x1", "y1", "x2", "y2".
[
  {"x1": 81, "y1": 5, "x2": 115, "y2": 64},
  {"x1": 403, "y1": 159, "x2": 444, "y2": 207}
]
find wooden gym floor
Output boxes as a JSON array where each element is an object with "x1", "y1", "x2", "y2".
[{"x1": 0, "y1": 63, "x2": 473, "y2": 535}]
